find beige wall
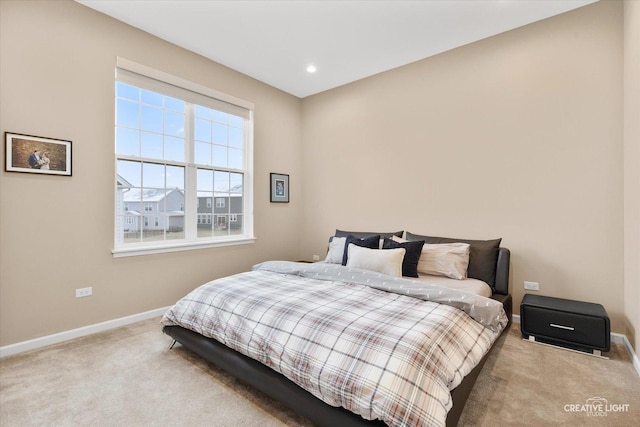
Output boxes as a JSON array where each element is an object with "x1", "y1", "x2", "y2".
[
  {"x1": 301, "y1": 1, "x2": 628, "y2": 332},
  {"x1": 0, "y1": 1, "x2": 302, "y2": 346},
  {"x1": 624, "y1": 0, "x2": 640, "y2": 355}
]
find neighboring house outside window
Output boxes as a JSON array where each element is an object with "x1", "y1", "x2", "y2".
[{"x1": 114, "y1": 59, "x2": 254, "y2": 256}]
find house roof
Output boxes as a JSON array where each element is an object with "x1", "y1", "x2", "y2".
[{"x1": 122, "y1": 188, "x2": 184, "y2": 202}]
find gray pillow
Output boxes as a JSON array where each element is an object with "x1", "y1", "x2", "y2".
[
  {"x1": 334, "y1": 229, "x2": 403, "y2": 239},
  {"x1": 405, "y1": 232, "x2": 502, "y2": 288}
]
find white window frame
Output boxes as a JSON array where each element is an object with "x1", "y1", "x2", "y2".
[{"x1": 113, "y1": 58, "x2": 255, "y2": 257}]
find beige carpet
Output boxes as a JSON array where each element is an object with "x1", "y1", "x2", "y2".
[{"x1": 1, "y1": 318, "x2": 638, "y2": 426}]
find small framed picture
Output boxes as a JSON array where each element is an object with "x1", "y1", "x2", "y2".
[
  {"x1": 5, "y1": 132, "x2": 72, "y2": 176},
  {"x1": 270, "y1": 173, "x2": 289, "y2": 203}
]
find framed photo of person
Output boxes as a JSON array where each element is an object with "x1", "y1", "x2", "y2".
[
  {"x1": 270, "y1": 173, "x2": 289, "y2": 203},
  {"x1": 5, "y1": 132, "x2": 72, "y2": 176}
]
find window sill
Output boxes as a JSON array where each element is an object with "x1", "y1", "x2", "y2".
[{"x1": 112, "y1": 236, "x2": 256, "y2": 258}]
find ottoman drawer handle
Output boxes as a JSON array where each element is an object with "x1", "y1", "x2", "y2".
[{"x1": 550, "y1": 323, "x2": 574, "y2": 331}]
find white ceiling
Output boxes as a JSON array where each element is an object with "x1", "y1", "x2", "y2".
[{"x1": 77, "y1": 0, "x2": 597, "y2": 98}]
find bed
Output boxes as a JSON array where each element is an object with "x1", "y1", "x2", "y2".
[{"x1": 162, "y1": 230, "x2": 512, "y2": 427}]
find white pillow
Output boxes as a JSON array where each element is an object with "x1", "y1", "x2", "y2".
[
  {"x1": 346, "y1": 244, "x2": 405, "y2": 277},
  {"x1": 325, "y1": 237, "x2": 346, "y2": 264},
  {"x1": 417, "y1": 243, "x2": 470, "y2": 280}
]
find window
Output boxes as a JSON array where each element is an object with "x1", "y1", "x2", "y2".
[{"x1": 114, "y1": 59, "x2": 254, "y2": 256}]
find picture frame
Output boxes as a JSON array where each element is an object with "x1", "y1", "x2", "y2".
[
  {"x1": 5, "y1": 132, "x2": 72, "y2": 176},
  {"x1": 270, "y1": 173, "x2": 289, "y2": 203}
]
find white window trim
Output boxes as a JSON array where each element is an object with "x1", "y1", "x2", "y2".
[
  {"x1": 112, "y1": 58, "x2": 255, "y2": 258},
  {"x1": 112, "y1": 237, "x2": 256, "y2": 258},
  {"x1": 116, "y1": 57, "x2": 254, "y2": 112}
]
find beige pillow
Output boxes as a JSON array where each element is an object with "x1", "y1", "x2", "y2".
[
  {"x1": 346, "y1": 244, "x2": 405, "y2": 277},
  {"x1": 417, "y1": 242, "x2": 470, "y2": 280}
]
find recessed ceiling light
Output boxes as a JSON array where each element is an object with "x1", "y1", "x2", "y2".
[{"x1": 306, "y1": 65, "x2": 317, "y2": 73}]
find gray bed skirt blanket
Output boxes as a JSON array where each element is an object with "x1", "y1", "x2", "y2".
[{"x1": 162, "y1": 261, "x2": 508, "y2": 427}]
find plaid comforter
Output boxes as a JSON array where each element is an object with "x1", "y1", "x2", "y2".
[{"x1": 162, "y1": 262, "x2": 507, "y2": 427}]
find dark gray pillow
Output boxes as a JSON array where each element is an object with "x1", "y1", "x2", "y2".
[
  {"x1": 335, "y1": 229, "x2": 403, "y2": 239},
  {"x1": 405, "y1": 232, "x2": 502, "y2": 288},
  {"x1": 342, "y1": 235, "x2": 380, "y2": 265},
  {"x1": 382, "y1": 238, "x2": 424, "y2": 278}
]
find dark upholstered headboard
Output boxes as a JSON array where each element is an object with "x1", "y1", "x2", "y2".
[
  {"x1": 491, "y1": 247, "x2": 512, "y2": 323},
  {"x1": 494, "y1": 248, "x2": 510, "y2": 296}
]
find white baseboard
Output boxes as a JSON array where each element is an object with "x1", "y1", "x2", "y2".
[
  {"x1": 617, "y1": 332, "x2": 640, "y2": 377},
  {"x1": 0, "y1": 306, "x2": 171, "y2": 359},
  {"x1": 511, "y1": 314, "x2": 640, "y2": 377}
]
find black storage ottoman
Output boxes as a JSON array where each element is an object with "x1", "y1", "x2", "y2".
[{"x1": 520, "y1": 294, "x2": 610, "y2": 356}]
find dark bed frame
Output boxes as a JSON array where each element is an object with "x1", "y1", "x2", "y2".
[{"x1": 163, "y1": 248, "x2": 511, "y2": 427}]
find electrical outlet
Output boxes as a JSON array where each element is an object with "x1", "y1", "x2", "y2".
[
  {"x1": 76, "y1": 287, "x2": 93, "y2": 298},
  {"x1": 312, "y1": 254, "x2": 320, "y2": 261},
  {"x1": 524, "y1": 281, "x2": 540, "y2": 291}
]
